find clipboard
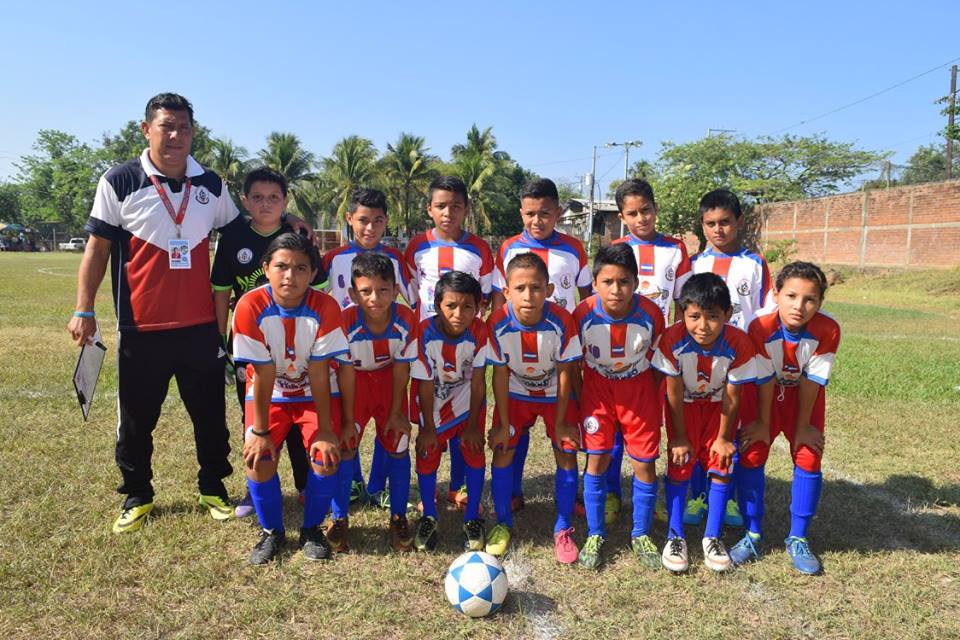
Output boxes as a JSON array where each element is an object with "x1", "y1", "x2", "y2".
[{"x1": 73, "y1": 326, "x2": 107, "y2": 421}]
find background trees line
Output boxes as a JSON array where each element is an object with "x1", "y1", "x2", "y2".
[{"x1": 1, "y1": 118, "x2": 954, "y2": 242}]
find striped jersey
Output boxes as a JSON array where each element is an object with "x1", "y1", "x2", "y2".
[
  {"x1": 573, "y1": 294, "x2": 666, "y2": 380},
  {"x1": 749, "y1": 309, "x2": 841, "y2": 387},
  {"x1": 410, "y1": 316, "x2": 491, "y2": 432},
  {"x1": 340, "y1": 303, "x2": 418, "y2": 372},
  {"x1": 404, "y1": 229, "x2": 494, "y2": 320},
  {"x1": 492, "y1": 230, "x2": 591, "y2": 311},
  {"x1": 651, "y1": 322, "x2": 757, "y2": 402},
  {"x1": 232, "y1": 286, "x2": 348, "y2": 403},
  {"x1": 613, "y1": 232, "x2": 692, "y2": 323},
  {"x1": 320, "y1": 241, "x2": 413, "y2": 310},
  {"x1": 487, "y1": 301, "x2": 582, "y2": 402},
  {"x1": 690, "y1": 247, "x2": 773, "y2": 330}
]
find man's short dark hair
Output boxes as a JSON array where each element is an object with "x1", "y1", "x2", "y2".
[
  {"x1": 505, "y1": 252, "x2": 549, "y2": 284},
  {"x1": 351, "y1": 252, "x2": 396, "y2": 287},
  {"x1": 348, "y1": 188, "x2": 388, "y2": 215},
  {"x1": 262, "y1": 231, "x2": 319, "y2": 271},
  {"x1": 434, "y1": 270, "x2": 482, "y2": 311},
  {"x1": 678, "y1": 272, "x2": 731, "y2": 312},
  {"x1": 428, "y1": 176, "x2": 469, "y2": 206},
  {"x1": 592, "y1": 243, "x2": 638, "y2": 279},
  {"x1": 520, "y1": 178, "x2": 560, "y2": 204},
  {"x1": 243, "y1": 167, "x2": 288, "y2": 197},
  {"x1": 699, "y1": 189, "x2": 743, "y2": 219},
  {"x1": 145, "y1": 93, "x2": 194, "y2": 124},
  {"x1": 615, "y1": 179, "x2": 656, "y2": 212}
]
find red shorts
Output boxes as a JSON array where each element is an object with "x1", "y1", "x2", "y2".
[
  {"x1": 408, "y1": 380, "x2": 420, "y2": 425},
  {"x1": 492, "y1": 397, "x2": 580, "y2": 454},
  {"x1": 739, "y1": 382, "x2": 826, "y2": 471},
  {"x1": 244, "y1": 396, "x2": 344, "y2": 462},
  {"x1": 579, "y1": 367, "x2": 661, "y2": 462},
  {"x1": 355, "y1": 366, "x2": 410, "y2": 454},
  {"x1": 415, "y1": 408, "x2": 486, "y2": 475},
  {"x1": 665, "y1": 400, "x2": 732, "y2": 481}
]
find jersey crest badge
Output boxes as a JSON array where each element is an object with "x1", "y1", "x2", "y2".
[
  {"x1": 195, "y1": 188, "x2": 209, "y2": 205},
  {"x1": 583, "y1": 416, "x2": 600, "y2": 434},
  {"x1": 737, "y1": 278, "x2": 751, "y2": 296},
  {"x1": 237, "y1": 248, "x2": 253, "y2": 264},
  {"x1": 665, "y1": 266, "x2": 675, "y2": 281},
  {"x1": 560, "y1": 274, "x2": 572, "y2": 289}
]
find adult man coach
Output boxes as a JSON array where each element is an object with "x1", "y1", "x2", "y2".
[{"x1": 67, "y1": 93, "x2": 309, "y2": 534}]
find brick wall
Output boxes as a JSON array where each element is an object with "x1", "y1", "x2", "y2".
[{"x1": 758, "y1": 180, "x2": 960, "y2": 269}]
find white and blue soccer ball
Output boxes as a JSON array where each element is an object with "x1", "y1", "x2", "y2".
[{"x1": 444, "y1": 551, "x2": 509, "y2": 617}]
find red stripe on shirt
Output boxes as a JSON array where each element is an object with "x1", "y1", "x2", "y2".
[
  {"x1": 711, "y1": 256, "x2": 732, "y2": 280},
  {"x1": 438, "y1": 246, "x2": 454, "y2": 273},
  {"x1": 520, "y1": 331, "x2": 539, "y2": 364},
  {"x1": 609, "y1": 323, "x2": 627, "y2": 356},
  {"x1": 636, "y1": 244, "x2": 655, "y2": 276}
]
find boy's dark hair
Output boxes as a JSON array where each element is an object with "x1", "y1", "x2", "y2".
[
  {"x1": 350, "y1": 251, "x2": 396, "y2": 287},
  {"x1": 698, "y1": 189, "x2": 742, "y2": 219},
  {"x1": 615, "y1": 179, "x2": 657, "y2": 212},
  {"x1": 434, "y1": 270, "x2": 482, "y2": 311},
  {"x1": 145, "y1": 92, "x2": 194, "y2": 124},
  {"x1": 243, "y1": 166, "x2": 288, "y2": 197},
  {"x1": 348, "y1": 187, "x2": 388, "y2": 215},
  {"x1": 505, "y1": 252, "x2": 549, "y2": 284},
  {"x1": 592, "y1": 243, "x2": 638, "y2": 279},
  {"x1": 262, "y1": 232, "x2": 320, "y2": 272},
  {"x1": 775, "y1": 261, "x2": 828, "y2": 299},
  {"x1": 428, "y1": 176, "x2": 469, "y2": 206},
  {"x1": 678, "y1": 272, "x2": 732, "y2": 312},
  {"x1": 520, "y1": 178, "x2": 560, "y2": 204}
]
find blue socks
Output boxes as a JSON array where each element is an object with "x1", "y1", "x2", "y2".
[
  {"x1": 690, "y1": 461, "x2": 707, "y2": 499},
  {"x1": 331, "y1": 456, "x2": 355, "y2": 520},
  {"x1": 366, "y1": 438, "x2": 388, "y2": 496},
  {"x1": 464, "y1": 463, "x2": 485, "y2": 522},
  {"x1": 789, "y1": 467, "x2": 823, "y2": 539},
  {"x1": 583, "y1": 471, "x2": 607, "y2": 537},
  {"x1": 417, "y1": 471, "x2": 438, "y2": 519},
  {"x1": 449, "y1": 435, "x2": 466, "y2": 492},
  {"x1": 737, "y1": 465, "x2": 766, "y2": 537},
  {"x1": 387, "y1": 453, "x2": 411, "y2": 518},
  {"x1": 606, "y1": 431, "x2": 624, "y2": 498},
  {"x1": 665, "y1": 478, "x2": 688, "y2": 538},
  {"x1": 705, "y1": 478, "x2": 731, "y2": 539},
  {"x1": 491, "y1": 464, "x2": 513, "y2": 527},
  {"x1": 631, "y1": 478, "x2": 657, "y2": 538},
  {"x1": 248, "y1": 474, "x2": 284, "y2": 532},
  {"x1": 303, "y1": 469, "x2": 336, "y2": 529},
  {"x1": 512, "y1": 430, "x2": 530, "y2": 498},
  {"x1": 554, "y1": 466, "x2": 578, "y2": 533}
]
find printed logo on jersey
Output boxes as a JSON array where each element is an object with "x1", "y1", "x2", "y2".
[
  {"x1": 236, "y1": 248, "x2": 253, "y2": 264},
  {"x1": 737, "y1": 278, "x2": 751, "y2": 296},
  {"x1": 338, "y1": 275, "x2": 346, "y2": 289},
  {"x1": 665, "y1": 266, "x2": 675, "y2": 281},
  {"x1": 639, "y1": 263, "x2": 655, "y2": 275},
  {"x1": 560, "y1": 274, "x2": 572, "y2": 289},
  {"x1": 583, "y1": 416, "x2": 600, "y2": 434},
  {"x1": 590, "y1": 345, "x2": 601, "y2": 359},
  {"x1": 195, "y1": 188, "x2": 209, "y2": 205}
]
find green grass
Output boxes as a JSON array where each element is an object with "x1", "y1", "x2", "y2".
[{"x1": 1, "y1": 253, "x2": 959, "y2": 640}]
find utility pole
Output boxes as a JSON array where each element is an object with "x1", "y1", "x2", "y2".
[
  {"x1": 605, "y1": 140, "x2": 642, "y2": 237},
  {"x1": 585, "y1": 146, "x2": 597, "y2": 255},
  {"x1": 947, "y1": 65, "x2": 957, "y2": 179}
]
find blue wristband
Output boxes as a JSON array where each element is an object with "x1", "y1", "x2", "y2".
[{"x1": 73, "y1": 311, "x2": 95, "y2": 318}]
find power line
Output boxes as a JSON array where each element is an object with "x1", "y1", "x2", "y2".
[
  {"x1": 526, "y1": 150, "x2": 620, "y2": 168},
  {"x1": 767, "y1": 55, "x2": 960, "y2": 136}
]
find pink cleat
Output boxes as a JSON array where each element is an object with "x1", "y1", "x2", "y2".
[{"x1": 554, "y1": 527, "x2": 579, "y2": 564}]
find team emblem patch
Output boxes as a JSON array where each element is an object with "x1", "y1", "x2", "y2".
[
  {"x1": 195, "y1": 188, "x2": 209, "y2": 205},
  {"x1": 665, "y1": 266, "x2": 675, "y2": 281},
  {"x1": 338, "y1": 275, "x2": 346, "y2": 289},
  {"x1": 237, "y1": 248, "x2": 253, "y2": 264},
  {"x1": 737, "y1": 278, "x2": 751, "y2": 296},
  {"x1": 583, "y1": 416, "x2": 600, "y2": 434},
  {"x1": 560, "y1": 274, "x2": 572, "y2": 289}
]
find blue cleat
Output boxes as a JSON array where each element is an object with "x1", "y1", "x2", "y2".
[
  {"x1": 683, "y1": 493, "x2": 707, "y2": 526},
  {"x1": 723, "y1": 499, "x2": 744, "y2": 528},
  {"x1": 785, "y1": 536, "x2": 821, "y2": 574},
  {"x1": 729, "y1": 532, "x2": 762, "y2": 566}
]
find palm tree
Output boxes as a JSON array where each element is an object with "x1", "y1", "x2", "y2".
[
  {"x1": 258, "y1": 132, "x2": 316, "y2": 196},
  {"x1": 320, "y1": 135, "x2": 378, "y2": 219},
  {"x1": 449, "y1": 124, "x2": 511, "y2": 233},
  {"x1": 379, "y1": 133, "x2": 437, "y2": 238},
  {"x1": 199, "y1": 137, "x2": 248, "y2": 200}
]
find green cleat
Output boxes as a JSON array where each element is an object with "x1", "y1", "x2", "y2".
[
  {"x1": 413, "y1": 516, "x2": 438, "y2": 552},
  {"x1": 462, "y1": 519, "x2": 486, "y2": 551},
  {"x1": 579, "y1": 534, "x2": 606, "y2": 570},
  {"x1": 112, "y1": 502, "x2": 154, "y2": 534},
  {"x1": 198, "y1": 494, "x2": 234, "y2": 521},
  {"x1": 631, "y1": 534, "x2": 661, "y2": 569},
  {"x1": 683, "y1": 493, "x2": 707, "y2": 526},
  {"x1": 485, "y1": 523, "x2": 512, "y2": 557}
]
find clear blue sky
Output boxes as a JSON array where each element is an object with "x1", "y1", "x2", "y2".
[{"x1": 1, "y1": 0, "x2": 957, "y2": 194}]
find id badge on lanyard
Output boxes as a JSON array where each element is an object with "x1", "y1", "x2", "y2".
[{"x1": 150, "y1": 175, "x2": 192, "y2": 270}]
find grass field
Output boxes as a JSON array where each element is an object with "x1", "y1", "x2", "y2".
[{"x1": 1, "y1": 253, "x2": 958, "y2": 640}]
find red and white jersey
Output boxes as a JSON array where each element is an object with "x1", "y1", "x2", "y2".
[
  {"x1": 651, "y1": 322, "x2": 757, "y2": 402},
  {"x1": 232, "y1": 286, "x2": 348, "y2": 403},
  {"x1": 690, "y1": 247, "x2": 773, "y2": 330},
  {"x1": 487, "y1": 302, "x2": 582, "y2": 402},
  {"x1": 573, "y1": 294, "x2": 665, "y2": 381},
  {"x1": 340, "y1": 303, "x2": 418, "y2": 372},
  {"x1": 410, "y1": 316, "x2": 490, "y2": 432},
  {"x1": 492, "y1": 230, "x2": 591, "y2": 312},
  {"x1": 321, "y1": 241, "x2": 413, "y2": 310},
  {"x1": 613, "y1": 233, "x2": 692, "y2": 323},
  {"x1": 749, "y1": 309, "x2": 841, "y2": 388},
  {"x1": 404, "y1": 229, "x2": 494, "y2": 320}
]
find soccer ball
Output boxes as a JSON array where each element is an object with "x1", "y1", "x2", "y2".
[{"x1": 444, "y1": 551, "x2": 509, "y2": 617}]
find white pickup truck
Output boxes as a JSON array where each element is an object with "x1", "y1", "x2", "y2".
[{"x1": 58, "y1": 237, "x2": 86, "y2": 251}]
